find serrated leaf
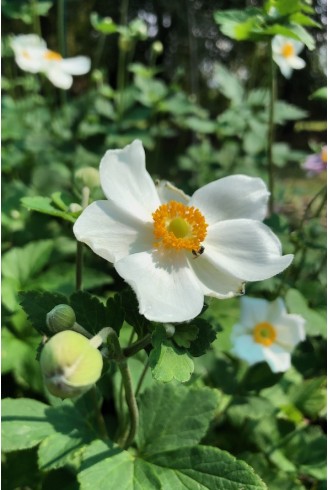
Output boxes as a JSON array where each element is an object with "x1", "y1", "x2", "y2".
[
  {"x1": 136, "y1": 383, "x2": 220, "y2": 456},
  {"x1": 69, "y1": 290, "x2": 113, "y2": 336},
  {"x1": 19, "y1": 290, "x2": 68, "y2": 336},
  {"x1": 78, "y1": 440, "x2": 267, "y2": 489},
  {"x1": 288, "y1": 376, "x2": 326, "y2": 419},
  {"x1": 37, "y1": 397, "x2": 99, "y2": 471},
  {"x1": 286, "y1": 288, "x2": 326, "y2": 338},
  {"x1": 21, "y1": 196, "x2": 76, "y2": 223},
  {"x1": 173, "y1": 324, "x2": 198, "y2": 348},
  {"x1": 2, "y1": 240, "x2": 54, "y2": 285},
  {"x1": 188, "y1": 318, "x2": 218, "y2": 357},
  {"x1": 212, "y1": 63, "x2": 244, "y2": 103},
  {"x1": 149, "y1": 327, "x2": 194, "y2": 383},
  {"x1": 1, "y1": 398, "x2": 55, "y2": 451},
  {"x1": 274, "y1": 101, "x2": 308, "y2": 123},
  {"x1": 120, "y1": 288, "x2": 151, "y2": 337}
]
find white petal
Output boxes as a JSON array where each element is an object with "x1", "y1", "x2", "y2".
[
  {"x1": 240, "y1": 296, "x2": 270, "y2": 328},
  {"x1": 73, "y1": 200, "x2": 153, "y2": 263},
  {"x1": 205, "y1": 219, "x2": 293, "y2": 281},
  {"x1": 15, "y1": 50, "x2": 46, "y2": 73},
  {"x1": 187, "y1": 250, "x2": 245, "y2": 299},
  {"x1": 231, "y1": 334, "x2": 266, "y2": 365},
  {"x1": 115, "y1": 250, "x2": 204, "y2": 322},
  {"x1": 262, "y1": 344, "x2": 291, "y2": 372},
  {"x1": 288, "y1": 56, "x2": 306, "y2": 70},
  {"x1": 189, "y1": 175, "x2": 269, "y2": 225},
  {"x1": 155, "y1": 180, "x2": 190, "y2": 205},
  {"x1": 60, "y1": 56, "x2": 91, "y2": 75},
  {"x1": 273, "y1": 56, "x2": 293, "y2": 78},
  {"x1": 291, "y1": 39, "x2": 305, "y2": 55},
  {"x1": 275, "y1": 314, "x2": 306, "y2": 350},
  {"x1": 266, "y1": 297, "x2": 286, "y2": 324},
  {"x1": 99, "y1": 140, "x2": 161, "y2": 221},
  {"x1": 272, "y1": 35, "x2": 285, "y2": 53},
  {"x1": 46, "y1": 66, "x2": 73, "y2": 89},
  {"x1": 11, "y1": 34, "x2": 46, "y2": 52}
]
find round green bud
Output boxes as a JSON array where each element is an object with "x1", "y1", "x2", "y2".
[
  {"x1": 40, "y1": 330, "x2": 103, "y2": 399},
  {"x1": 151, "y1": 41, "x2": 163, "y2": 55},
  {"x1": 75, "y1": 167, "x2": 100, "y2": 190},
  {"x1": 119, "y1": 35, "x2": 133, "y2": 52},
  {"x1": 46, "y1": 305, "x2": 76, "y2": 333}
]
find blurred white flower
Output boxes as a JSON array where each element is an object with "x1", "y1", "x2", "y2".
[
  {"x1": 272, "y1": 35, "x2": 306, "y2": 78},
  {"x1": 11, "y1": 34, "x2": 91, "y2": 89},
  {"x1": 231, "y1": 296, "x2": 306, "y2": 372},
  {"x1": 73, "y1": 140, "x2": 293, "y2": 323}
]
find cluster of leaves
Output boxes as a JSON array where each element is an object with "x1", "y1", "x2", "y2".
[{"x1": 2, "y1": 0, "x2": 326, "y2": 489}]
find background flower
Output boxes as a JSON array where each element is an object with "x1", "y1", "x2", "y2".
[
  {"x1": 231, "y1": 296, "x2": 306, "y2": 372},
  {"x1": 272, "y1": 35, "x2": 306, "y2": 78},
  {"x1": 10, "y1": 34, "x2": 91, "y2": 89},
  {"x1": 302, "y1": 146, "x2": 327, "y2": 176},
  {"x1": 74, "y1": 140, "x2": 293, "y2": 323}
]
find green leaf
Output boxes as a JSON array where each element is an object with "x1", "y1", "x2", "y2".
[
  {"x1": 286, "y1": 288, "x2": 326, "y2": 338},
  {"x1": 37, "y1": 397, "x2": 99, "y2": 471},
  {"x1": 78, "y1": 440, "x2": 267, "y2": 489},
  {"x1": 310, "y1": 87, "x2": 327, "y2": 100},
  {"x1": 70, "y1": 290, "x2": 117, "y2": 336},
  {"x1": 2, "y1": 240, "x2": 54, "y2": 285},
  {"x1": 212, "y1": 63, "x2": 245, "y2": 103},
  {"x1": 214, "y1": 9, "x2": 264, "y2": 41},
  {"x1": 21, "y1": 196, "x2": 76, "y2": 223},
  {"x1": 2, "y1": 448, "x2": 42, "y2": 490},
  {"x1": 136, "y1": 383, "x2": 220, "y2": 456},
  {"x1": 149, "y1": 327, "x2": 194, "y2": 383},
  {"x1": 120, "y1": 288, "x2": 151, "y2": 338},
  {"x1": 1, "y1": 398, "x2": 55, "y2": 452},
  {"x1": 19, "y1": 290, "x2": 68, "y2": 336},
  {"x1": 173, "y1": 323, "x2": 198, "y2": 348},
  {"x1": 184, "y1": 117, "x2": 217, "y2": 134},
  {"x1": 288, "y1": 376, "x2": 326, "y2": 419},
  {"x1": 90, "y1": 12, "x2": 118, "y2": 34},
  {"x1": 274, "y1": 101, "x2": 308, "y2": 123},
  {"x1": 188, "y1": 318, "x2": 218, "y2": 357}
]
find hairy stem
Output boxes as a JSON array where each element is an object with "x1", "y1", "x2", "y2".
[
  {"x1": 75, "y1": 186, "x2": 90, "y2": 290},
  {"x1": 123, "y1": 334, "x2": 152, "y2": 357},
  {"x1": 268, "y1": 41, "x2": 276, "y2": 215},
  {"x1": 106, "y1": 328, "x2": 139, "y2": 449},
  {"x1": 135, "y1": 359, "x2": 150, "y2": 397}
]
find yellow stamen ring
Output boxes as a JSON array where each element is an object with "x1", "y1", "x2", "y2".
[
  {"x1": 152, "y1": 200, "x2": 207, "y2": 251},
  {"x1": 253, "y1": 321, "x2": 277, "y2": 347},
  {"x1": 44, "y1": 50, "x2": 63, "y2": 61},
  {"x1": 281, "y1": 43, "x2": 294, "y2": 58}
]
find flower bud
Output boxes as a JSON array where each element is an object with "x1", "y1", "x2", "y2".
[
  {"x1": 46, "y1": 305, "x2": 76, "y2": 333},
  {"x1": 75, "y1": 167, "x2": 100, "y2": 190},
  {"x1": 40, "y1": 330, "x2": 103, "y2": 399},
  {"x1": 151, "y1": 41, "x2": 163, "y2": 55}
]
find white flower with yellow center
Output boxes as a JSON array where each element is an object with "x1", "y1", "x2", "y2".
[
  {"x1": 73, "y1": 140, "x2": 293, "y2": 323},
  {"x1": 272, "y1": 35, "x2": 306, "y2": 79},
  {"x1": 231, "y1": 296, "x2": 306, "y2": 372},
  {"x1": 10, "y1": 34, "x2": 91, "y2": 89}
]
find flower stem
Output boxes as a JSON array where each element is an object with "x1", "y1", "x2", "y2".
[
  {"x1": 106, "y1": 328, "x2": 139, "y2": 449},
  {"x1": 123, "y1": 334, "x2": 152, "y2": 358},
  {"x1": 91, "y1": 386, "x2": 108, "y2": 440},
  {"x1": 30, "y1": 0, "x2": 42, "y2": 37},
  {"x1": 75, "y1": 186, "x2": 90, "y2": 290},
  {"x1": 268, "y1": 41, "x2": 276, "y2": 215},
  {"x1": 135, "y1": 359, "x2": 150, "y2": 397}
]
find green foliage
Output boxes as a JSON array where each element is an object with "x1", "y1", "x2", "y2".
[{"x1": 149, "y1": 326, "x2": 194, "y2": 382}]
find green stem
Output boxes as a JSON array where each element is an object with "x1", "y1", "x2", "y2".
[
  {"x1": 268, "y1": 41, "x2": 276, "y2": 215},
  {"x1": 116, "y1": 0, "x2": 129, "y2": 118},
  {"x1": 123, "y1": 334, "x2": 152, "y2": 358},
  {"x1": 30, "y1": 0, "x2": 42, "y2": 37},
  {"x1": 135, "y1": 359, "x2": 150, "y2": 397},
  {"x1": 75, "y1": 187, "x2": 90, "y2": 290},
  {"x1": 118, "y1": 328, "x2": 135, "y2": 427},
  {"x1": 91, "y1": 386, "x2": 108, "y2": 440},
  {"x1": 106, "y1": 328, "x2": 139, "y2": 449}
]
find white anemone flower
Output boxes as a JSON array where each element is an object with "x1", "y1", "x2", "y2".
[
  {"x1": 11, "y1": 34, "x2": 91, "y2": 89},
  {"x1": 73, "y1": 140, "x2": 293, "y2": 323},
  {"x1": 272, "y1": 35, "x2": 306, "y2": 79},
  {"x1": 231, "y1": 296, "x2": 306, "y2": 373}
]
